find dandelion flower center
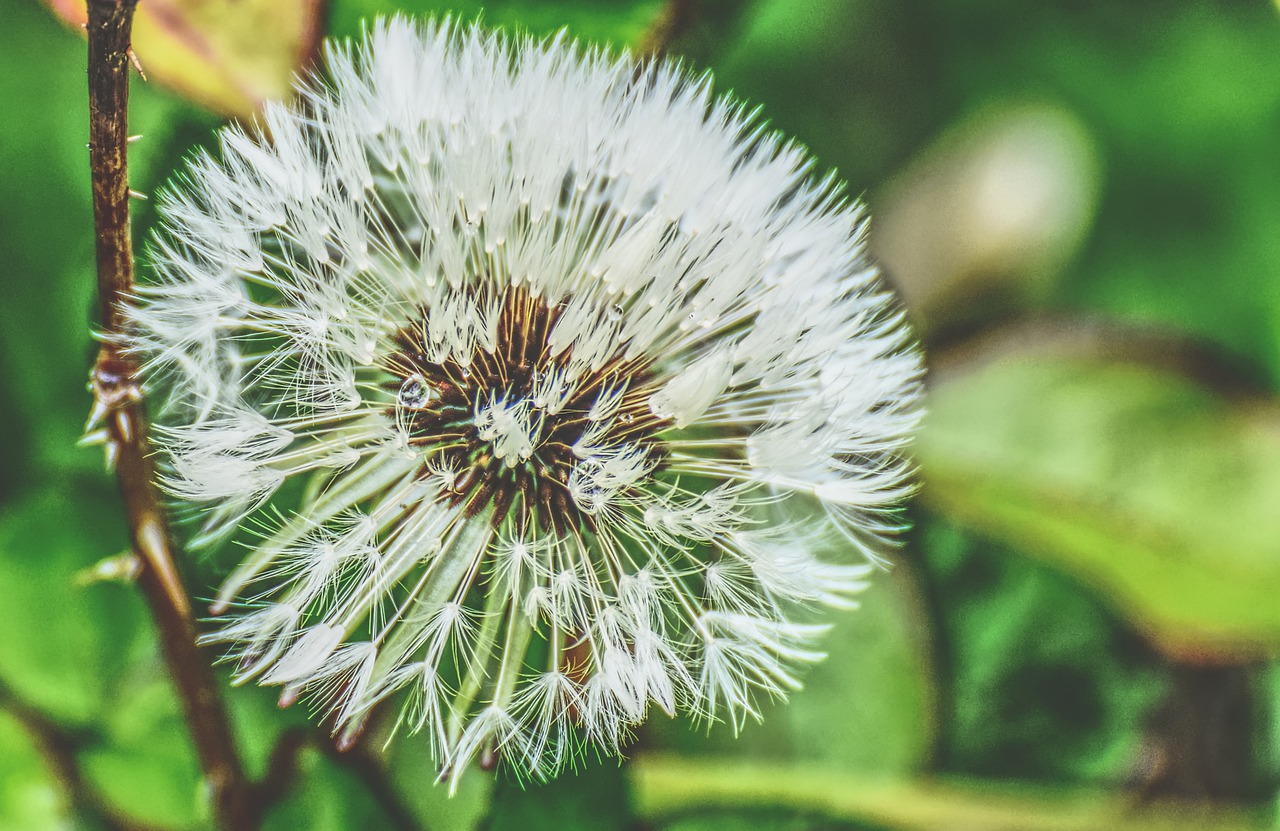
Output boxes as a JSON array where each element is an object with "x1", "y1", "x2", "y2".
[{"x1": 384, "y1": 285, "x2": 666, "y2": 535}]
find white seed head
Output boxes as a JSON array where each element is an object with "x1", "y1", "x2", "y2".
[{"x1": 128, "y1": 17, "x2": 924, "y2": 788}]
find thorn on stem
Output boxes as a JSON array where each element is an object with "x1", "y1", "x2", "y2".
[
  {"x1": 105, "y1": 439, "x2": 120, "y2": 471},
  {"x1": 83, "y1": 394, "x2": 110, "y2": 434},
  {"x1": 114, "y1": 409, "x2": 134, "y2": 443},
  {"x1": 76, "y1": 552, "x2": 142, "y2": 586},
  {"x1": 126, "y1": 47, "x2": 147, "y2": 80},
  {"x1": 89, "y1": 349, "x2": 143, "y2": 416},
  {"x1": 78, "y1": 428, "x2": 109, "y2": 448}
]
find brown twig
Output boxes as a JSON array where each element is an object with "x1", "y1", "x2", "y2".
[{"x1": 84, "y1": 1, "x2": 256, "y2": 828}]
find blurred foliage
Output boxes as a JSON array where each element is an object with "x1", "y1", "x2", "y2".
[
  {"x1": 915, "y1": 515, "x2": 1164, "y2": 783},
  {"x1": 921, "y1": 345, "x2": 1280, "y2": 660},
  {"x1": 631, "y1": 755, "x2": 1272, "y2": 831},
  {"x1": 0, "y1": 710, "x2": 66, "y2": 831},
  {"x1": 262, "y1": 746, "x2": 390, "y2": 830},
  {"x1": 2, "y1": 0, "x2": 1279, "y2": 828},
  {"x1": 486, "y1": 758, "x2": 632, "y2": 831}
]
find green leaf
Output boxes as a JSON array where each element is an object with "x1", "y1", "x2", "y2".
[
  {"x1": 263, "y1": 747, "x2": 388, "y2": 831},
  {"x1": 0, "y1": 710, "x2": 70, "y2": 831},
  {"x1": 919, "y1": 346, "x2": 1280, "y2": 659},
  {"x1": 80, "y1": 677, "x2": 206, "y2": 829},
  {"x1": 645, "y1": 564, "x2": 936, "y2": 777},
  {"x1": 0, "y1": 487, "x2": 148, "y2": 725},
  {"x1": 487, "y1": 758, "x2": 632, "y2": 831},
  {"x1": 915, "y1": 515, "x2": 1165, "y2": 782}
]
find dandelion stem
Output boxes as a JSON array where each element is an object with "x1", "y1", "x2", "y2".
[{"x1": 84, "y1": 2, "x2": 255, "y2": 828}]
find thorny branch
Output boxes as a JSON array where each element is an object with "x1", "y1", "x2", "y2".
[
  {"x1": 80, "y1": 5, "x2": 440, "y2": 828},
  {"x1": 83, "y1": 1, "x2": 256, "y2": 828}
]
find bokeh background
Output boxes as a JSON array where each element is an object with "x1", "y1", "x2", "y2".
[{"x1": 2, "y1": 0, "x2": 1280, "y2": 828}]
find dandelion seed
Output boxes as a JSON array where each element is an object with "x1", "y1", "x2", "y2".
[{"x1": 127, "y1": 17, "x2": 923, "y2": 788}]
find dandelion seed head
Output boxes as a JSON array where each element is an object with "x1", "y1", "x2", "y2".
[{"x1": 129, "y1": 17, "x2": 923, "y2": 788}]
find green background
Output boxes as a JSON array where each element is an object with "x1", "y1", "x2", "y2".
[{"x1": 2, "y1": 0, "x2": 1279, "y2": 828}]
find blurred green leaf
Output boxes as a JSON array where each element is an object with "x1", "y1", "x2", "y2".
[
  {"x1": 81, "y1": 678, "x2": 205, "y2": 829},
  {"x1": 329, "y1": 0, "x2": 665, "y2": 47},
  {"x1": 922, "y1": 0, "x2": 1280, "y2": 380},
  {"x1": 631, "y1": 756, "x2": 1270, "y2": 831},
  {"x1": 873, "y1": 102, "x2": 1100, "y2": 337},
  {"x1": 0, "y1": 487, "x2": 148, "y2": 725},
  {"x1": 487, "y1": 758, "x2": 632, "y2": 831},
  {"x1": 263, "y1": 747, "x2": 389, "y2": 831},
  {"x1": 919, "y1": 345, "x2": 1280, "y2": 659},
  {"x1": 44, "y1": 0, "x2": 325, "y2": 118},
  {"x1": 225, "y1": 682, "x2": 316, "y2": 782},
  {"x1": 0, "y1": 0, "x2": 100, "y2": 486},
  {"x1": 645, "y1": 565, "x2": 936, "y2": 777},
  {"x1": 915, "y1": 515, "x2": 1164, "y2": 783},
  {"x1": 0, "y1": 484, "x2": 214, "y2": 828},
  {"x1": 0, "y1": 711, "x2": 69, "y2": 831},
  {"x1": 383, "y1": 727, "x2": 494, "y2": 831}
]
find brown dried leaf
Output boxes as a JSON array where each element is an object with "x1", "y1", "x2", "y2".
[{"x1": 46, "y1": 0, "x2": 325, "y2": 118}]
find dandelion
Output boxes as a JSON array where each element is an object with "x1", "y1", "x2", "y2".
[{"x1": 127, "y1": 17, "x2": 923, "y2": 787}]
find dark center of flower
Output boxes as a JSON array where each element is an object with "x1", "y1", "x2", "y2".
[{"x1": 383, "y1": 287, "x2": 666, "y2": 535}]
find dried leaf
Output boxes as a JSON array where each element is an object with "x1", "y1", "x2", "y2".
[{"x1": 45, "y1": 0, "x2": 325, "y2": 118}]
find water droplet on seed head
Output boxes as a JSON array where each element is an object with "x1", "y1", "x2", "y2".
[{"x1": 398, "y1": 375, "x2": 434, "y2": 409}]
